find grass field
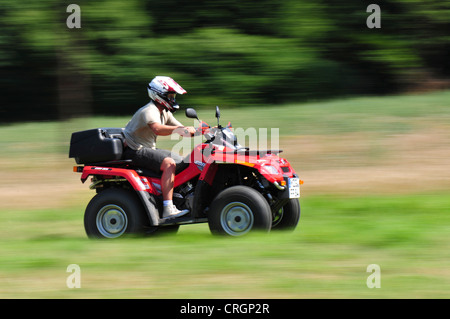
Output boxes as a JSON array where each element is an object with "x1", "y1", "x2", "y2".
[{"x1": 0, "y1": 90, "x2": 449, "y2": 298}]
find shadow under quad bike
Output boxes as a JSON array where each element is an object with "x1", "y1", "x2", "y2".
[{"x1": 69, "y1": 106, "x2": 302, "y2": 238}]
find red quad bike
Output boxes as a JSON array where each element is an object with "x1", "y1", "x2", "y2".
[{"x1": 69, "y1": 106, "x2": 302, "y2": 238}]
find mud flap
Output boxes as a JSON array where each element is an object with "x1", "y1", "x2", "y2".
[
  {"x1": 136, "y1": 190, "x2": 160, "y2": 226},
  {"x1": 192, "y1": 180, "x2": 209, "y2": 218}
]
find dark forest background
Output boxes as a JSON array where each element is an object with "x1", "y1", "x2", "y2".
[{"x1": 1, "y1": 0, "x2": 449, "y2": 122}]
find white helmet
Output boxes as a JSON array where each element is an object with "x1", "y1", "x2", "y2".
[{"x1": 147, "y1": 76, "x2": 187, "y2": 112}]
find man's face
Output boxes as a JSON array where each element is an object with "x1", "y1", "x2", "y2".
[{"x1": 167, "y1": 93, "x2": 176, "y2": 102}]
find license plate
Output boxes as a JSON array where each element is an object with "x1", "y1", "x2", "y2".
[{"x1": 288, "y1": 178, "x2": 300, "y2": 198}]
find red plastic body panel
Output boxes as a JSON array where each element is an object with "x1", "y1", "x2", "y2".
[
  {"x1": 78, "y1": 141, "x2": 298, "y2": 193},
  {"x1": 81, "y1": 166, "x2": 148, "y2": 191}
]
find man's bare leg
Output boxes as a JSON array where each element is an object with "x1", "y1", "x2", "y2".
[
  {"x1": 160, "y1": 157, "x2": 189, "y2": 218},
  {"x1": 160, "y1": 157, "x2": 176, "y2": 201}
]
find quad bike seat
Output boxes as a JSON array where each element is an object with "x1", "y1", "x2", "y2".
[
  {"x1": 69, "y1": 127, "x2": 191, "y2": 177},
  {"x1": 132, "y1": 159, "x2": 190, "y2": 178},
  {"x1": 127, "y1": 155, "x2": 190, "y2": 178}
]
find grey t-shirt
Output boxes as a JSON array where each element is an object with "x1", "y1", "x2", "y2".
[{"x1": 124, "y1": 101, "x2": 182, "y2": 150}]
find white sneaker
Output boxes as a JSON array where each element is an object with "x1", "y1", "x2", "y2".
[{"x1": 163, "y1": 205, "x2": 189, "y2": 219}]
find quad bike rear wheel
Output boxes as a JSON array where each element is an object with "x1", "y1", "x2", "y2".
[
  {"x1": 208, "y1": 185, "x2": 272, "y2": 236},
  {"x1": 84, "y1": 188, "x2": 149, "y2": 239}
]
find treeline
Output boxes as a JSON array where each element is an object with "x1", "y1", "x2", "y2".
[{"x1": 1, "y1": 0, "x2": 449, "y2": 122}]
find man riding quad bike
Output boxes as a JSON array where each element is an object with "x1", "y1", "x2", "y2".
[{"x1": 69, "y1": 77, "x2": 302, "y2": 238}]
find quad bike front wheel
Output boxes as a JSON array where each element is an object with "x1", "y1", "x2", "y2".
[
  {"x1": 208, "y1": 185, "x2": 272, "y2": 236},
  {"x1": 271, "y1": 199, "x2": 300, "y2": 231},
  {"x1": 84, "y1": 188, "x2": 149, "y2": 239}
]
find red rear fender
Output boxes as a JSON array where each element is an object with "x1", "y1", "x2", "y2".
[{"x1": 80, "y1": 166, "x2": 149, "y2": 191}]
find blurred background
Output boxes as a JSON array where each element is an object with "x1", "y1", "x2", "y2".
[
  {"x1": 0, "y1": 0, "x2": 449, "y2": 298},
  {"x1": 1, "y1": 0, "x2": 449, "y2": 122}
]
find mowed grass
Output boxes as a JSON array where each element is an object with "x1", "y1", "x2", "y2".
[
  {"x1": 0, "y1": 194, "x2": 449, "y2": 298},
  {"x1": 0, "y1": 90, "x2": 449, "y2": 298}
]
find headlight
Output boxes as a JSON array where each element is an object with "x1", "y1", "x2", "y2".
[{"x1": 262, "y1": 165, "x2": 280, "y2": 175}]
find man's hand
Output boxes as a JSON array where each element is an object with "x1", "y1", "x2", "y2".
[{"x1": 174, "y1": 126, "x2": 196, "y2": 137}]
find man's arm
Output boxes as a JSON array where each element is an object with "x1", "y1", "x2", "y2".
[{"x1": 149, "y1": 122, "x2": 196, "y2": 137}]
